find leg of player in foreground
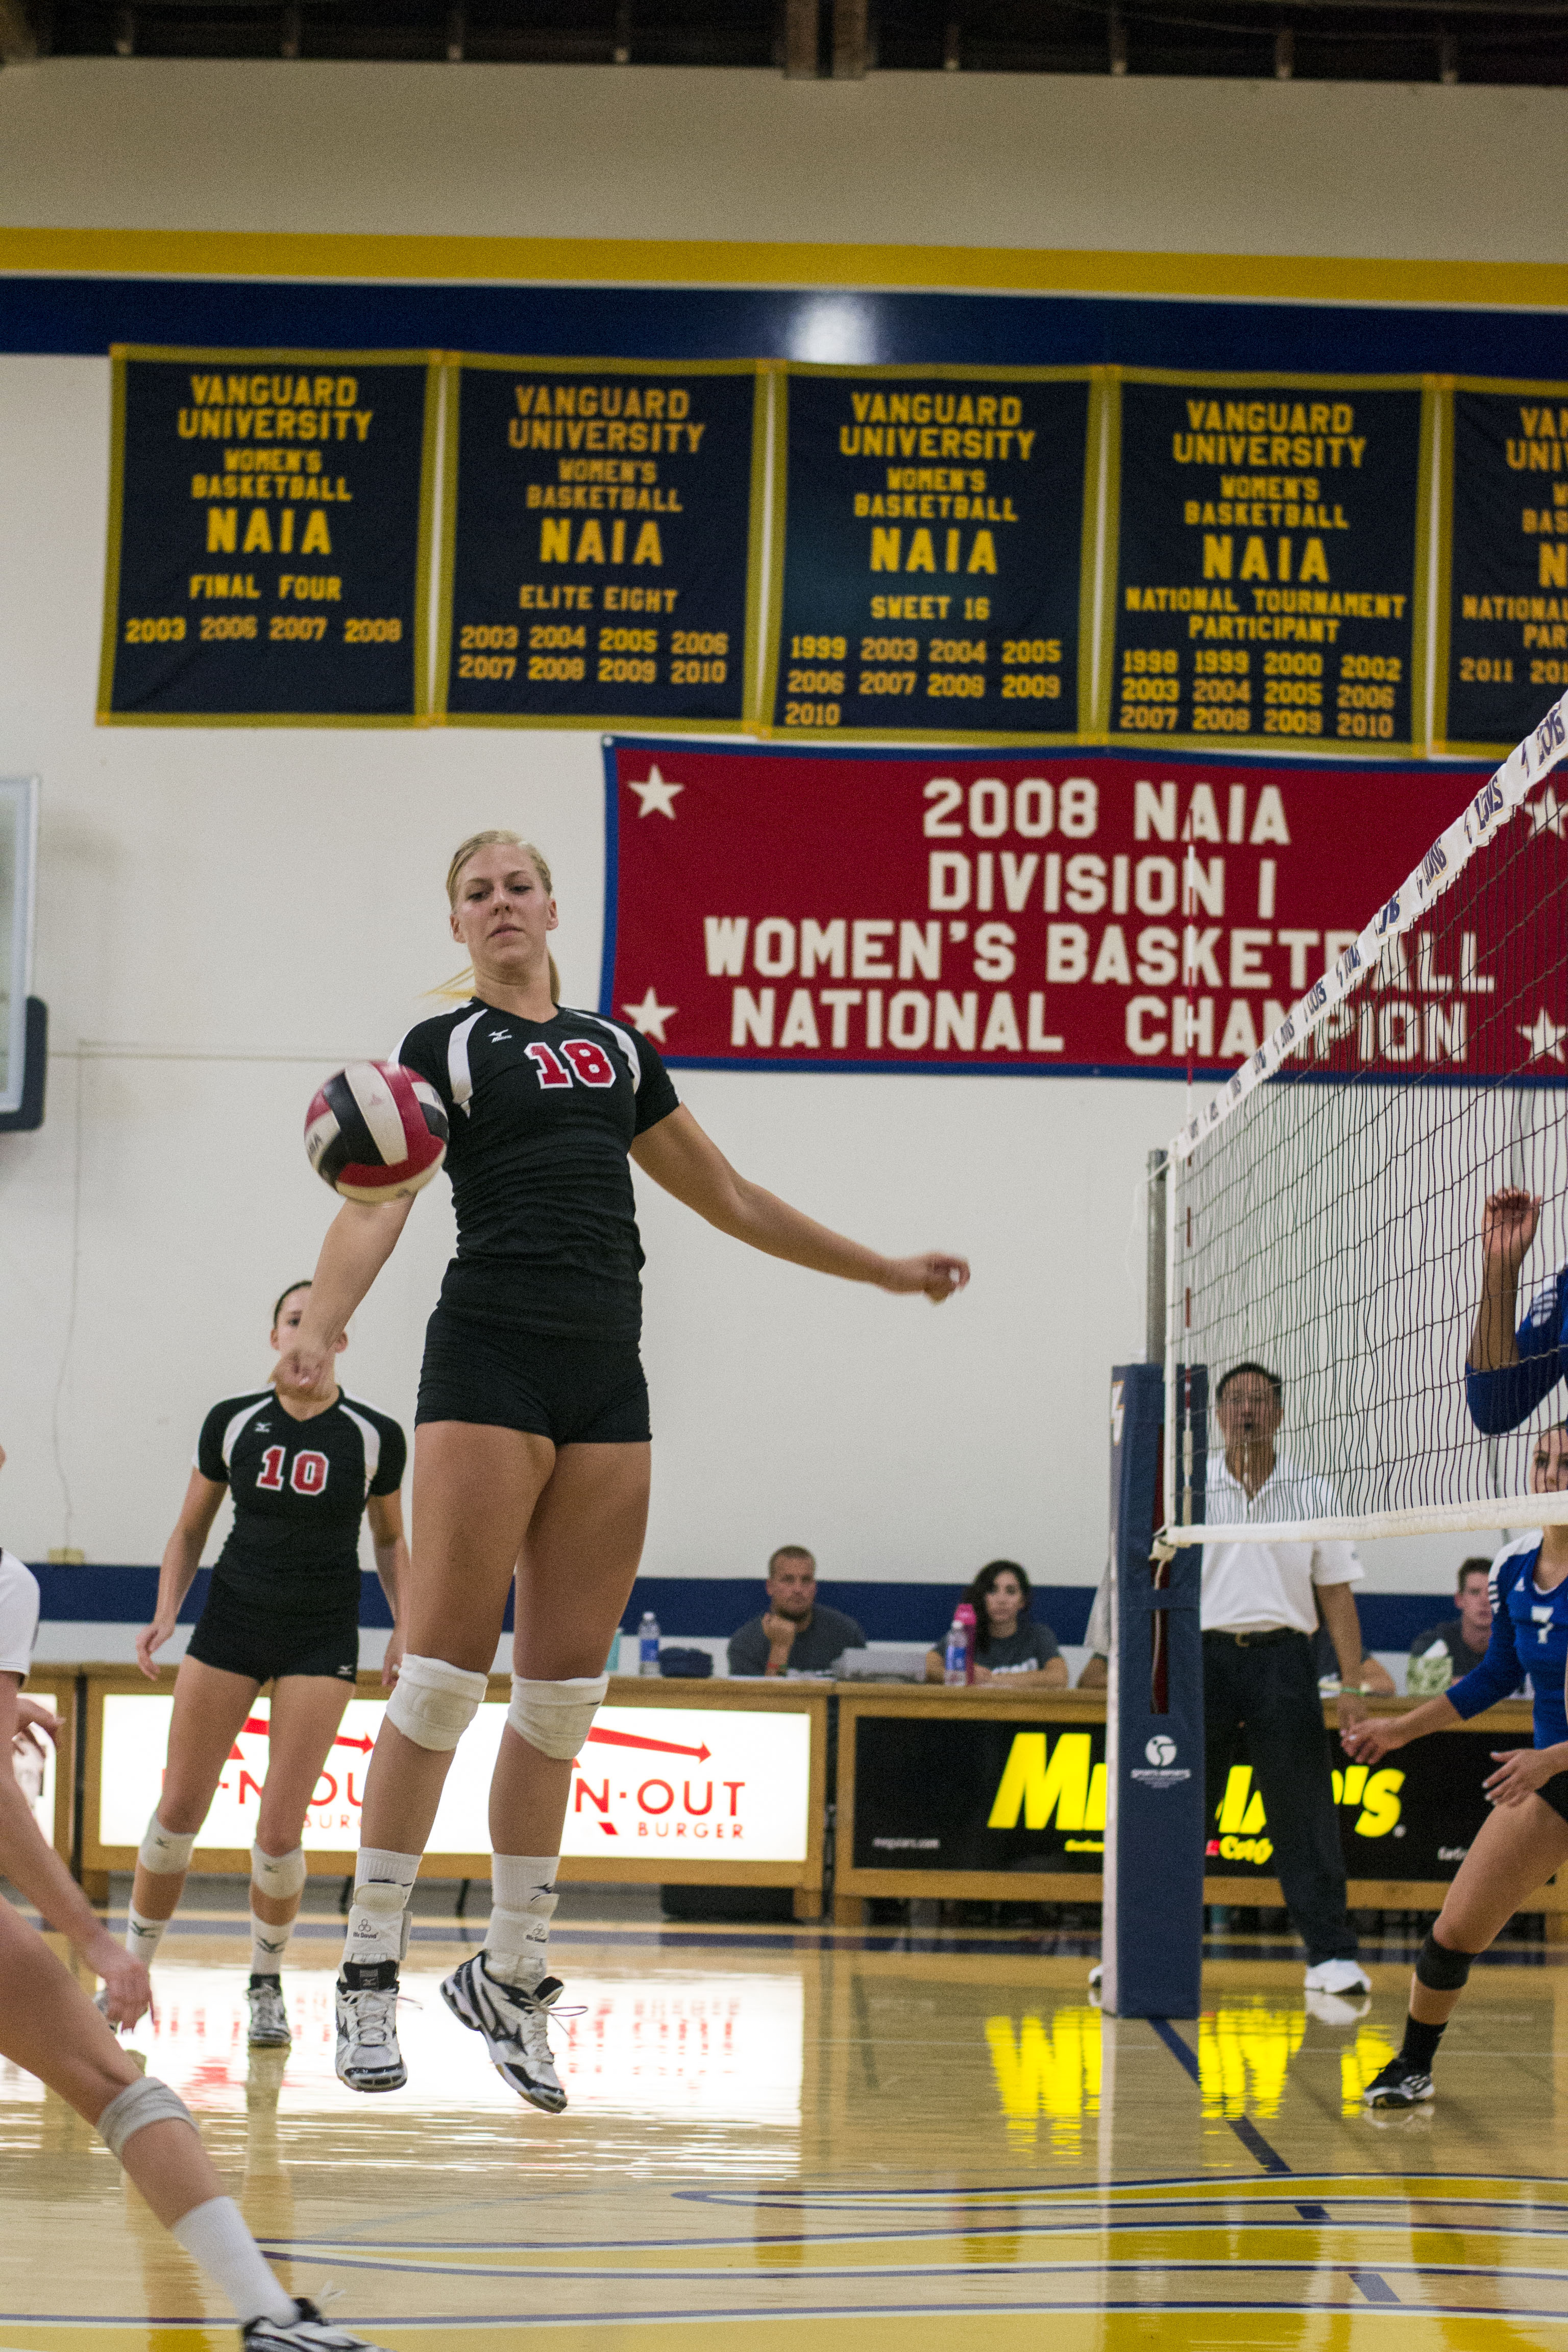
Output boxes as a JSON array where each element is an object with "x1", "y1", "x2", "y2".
[
  {"x1": 0, "y1": 1688, "x2": 387, "y2": 2346},
  {"x1": 1361, "y1": 1782, "x2": 1568, "y2": 2108}
]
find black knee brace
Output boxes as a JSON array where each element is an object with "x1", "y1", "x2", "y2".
[{"x1": 1415, "y1": 1930, "x2": 1474, "y2": 1992}]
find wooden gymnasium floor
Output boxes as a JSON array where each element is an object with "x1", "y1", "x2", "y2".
[{"x1": 3, "y1": 1884, "x2": 1567, "y2": 2349}]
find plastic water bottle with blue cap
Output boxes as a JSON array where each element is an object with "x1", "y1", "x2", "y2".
[{"x1": 638, "y1": 1610, "x2": 662, "y2": 1677}]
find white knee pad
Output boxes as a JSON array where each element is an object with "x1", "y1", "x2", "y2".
[
  {"x1": 138, "y1": 1815, "x2": 197, "y2": 1875},
  {"x1": 251, "y1": 1843, "x2": 307, "y2": 1901},
  {"x1": 97, "y1": 2074, "x2": 196, "y2": 2161},
  {"x1": 507, "y1": 1673, "x2": 608, "y2": 1762},
  {"x1": 385, "y1": 1653, "x2": 488, "y2": 1751}
]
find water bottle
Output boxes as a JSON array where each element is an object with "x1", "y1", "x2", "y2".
[
  {"x1": 944, "y1": 1601, "x2": 976, "y2": 1686},
  {"x1": 638, "y1": 1609, "x2": 662, "y2": 1677}
]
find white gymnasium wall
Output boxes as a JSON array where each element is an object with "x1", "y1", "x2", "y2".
[{"x1": 2, "y1": 58, "x2": 1558, "y2": 1591}]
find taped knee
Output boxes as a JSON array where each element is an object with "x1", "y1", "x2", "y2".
[
  {"x1": 1416, "y1": 1930, "x2": 1474, "y2": 1992},
  {"x1": 385, "y1": 1653, "x2": 488, "y2": 1751},
  {"x1": 507, "y1": 1673, "x2": 608, "y2": 1762},
  {"x1": 96, "y1": 2075, "x2": 196, "y2": 2162},
  {"x1": 251, "y1": 1843, "x2": 306, "y2": 1901},
  {"x1": 138, "y1": 1814, "x2": 197, "y2": 1875}
]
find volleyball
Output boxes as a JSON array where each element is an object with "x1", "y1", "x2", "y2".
[{"x1": 304, "y1": 1061, "x2": 448, "y2": 1203}]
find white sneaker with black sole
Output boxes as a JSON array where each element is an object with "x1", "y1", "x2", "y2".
[
  {"x1": 1304, "y1": 1958, "x2": 1371, "y2": 1996},
  {"x1": 440, "y1": 1953, "x2": 569, "y2": 2112},
  {"x1": 241, "y1": 2297, "x2": 390, "y2": 2349},
  {"x1": 1363, "y1": 2055, "x2": 1436, "y2": 2109},
  {"x1": 247, "y1": 1974, "x2": 291, "y2": 2049},
  {"x1": 334, "y1": 1960, "x2": 406, "y2": 2093}
]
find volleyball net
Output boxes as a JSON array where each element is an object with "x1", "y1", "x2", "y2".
[{"x1": 1163, "y1": 693, "x2": 1568, "y2": 1548}]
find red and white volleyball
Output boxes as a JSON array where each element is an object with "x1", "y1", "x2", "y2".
[{"x1": 304, "y1": 1061, "x2": 448, "y2": 1203}]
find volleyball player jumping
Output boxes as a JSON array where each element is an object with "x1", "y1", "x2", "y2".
[
  {"x1": 1342, "y1": 1420, "x2": 1568, "y2": 2108},
  {"x1": 132, "y1": 1282, "x2": 408, "y2": 2050},
  {"x1": 277, "y1": 830, "x2": 968, "y2": 2103}
]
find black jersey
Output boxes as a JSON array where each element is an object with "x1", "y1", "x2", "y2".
[
  {"x1": 195, "y1": 1388, "x2": 407, "y2": 1611},
  {"x1": 394, "y1": 999, "x2": 679, "y2": 1338}
]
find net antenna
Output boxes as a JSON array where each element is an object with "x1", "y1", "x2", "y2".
[{"x1": 1160, "y1": 693, "x2": 1568, "y2": 1549}]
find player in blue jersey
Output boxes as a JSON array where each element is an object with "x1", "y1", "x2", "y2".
[
  {"x1": 1341, "y1": 1422, "x2": 1568, "y2": 2107},
  {"x1": 1466, "y1": 1185, "x2": 1568, "y2": 1431}
]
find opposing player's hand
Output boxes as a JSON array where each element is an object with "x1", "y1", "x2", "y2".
[
  {"x1": 1339, "y1": 1713, "x2": 1406, "y2": 1765},
  {"x1": 12, "y1": 1695, "x2": 60, "y2": 1761},
  {"x1": 1481, "y1": 1187, "x2": 1541, "y2": 1276},
  {"x1": 1484, "y1": 1745, "x2": 1559, "y2": 1808},
  {"x1": 881, "y1": 1253, "x2": 971, "y2": 1305},
  {"x1": 92, "y1": 1943, "x2": 153, "y2": 2031},
  {"x1": 135, "y1": 1619, "x2": 177, "y2": 1680}
]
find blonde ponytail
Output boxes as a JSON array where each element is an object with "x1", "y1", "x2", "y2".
[{"x1": 436, "y1": 830, "x2": 560, "y2": 1004}]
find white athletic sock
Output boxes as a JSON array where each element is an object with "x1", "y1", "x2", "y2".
[
  {"x1": 125, "y1": 1904, "x2": 169, "y2": 1966},
  {"x1": 342, "y1": 1846, "x2": 420, "y2": 1970},
  {"x1": 483, "y1": 1854, "x2": 559, "y2": 1991},
  {"x1": 169, "y1": 2193, "x2": 297, "y2": 2326},
  {"x1": 250, "y1": 1907, "x2": 293, "y2": 1976}
]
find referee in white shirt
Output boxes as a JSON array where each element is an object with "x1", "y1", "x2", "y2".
[{"x1": 1205, "y1": 1363, "x2": 1373, "y2": 1998}]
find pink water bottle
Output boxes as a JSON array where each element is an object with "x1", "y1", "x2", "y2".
[{"x1": 944, "y1": 1601, "x2": 977, "y2": 1685}]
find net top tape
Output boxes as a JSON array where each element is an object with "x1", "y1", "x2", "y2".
[{"x1": 1169, "y1": 690, "x2": 1568, "y2": 1164}]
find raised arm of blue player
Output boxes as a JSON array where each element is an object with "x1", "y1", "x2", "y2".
[{"x1": 1465, "y1": 1186, "x2": 1567, "y2": 1433}]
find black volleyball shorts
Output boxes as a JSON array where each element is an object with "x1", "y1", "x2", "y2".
[
  {"x1": 416, "y1": 1305, "x2": 651, "y2": 1445},
  {"x1": 1538, "y1": 1768, "x2": 1568, "y2": 1825},
  {"x1": 186, "y1": 1582, "x2": 359, "y2": 1685}
]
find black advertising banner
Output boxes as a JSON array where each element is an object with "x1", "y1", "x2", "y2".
[
  {"x1": 98, "y1": 347, "x2": 438, "y2": 725},
  {"x1": 850, "y1": 1712, "x2": 1529, "y2": 1883},
  {"x1": 766, "y1": 366, "x2": 1096, "y2": 743},
  {"x1": 1440, "y1": 381, "x2": 1568, "y2": 755},
  {"x1": 1108, "y1": 373, "x2": 1432, "y2": 757},
  {"x1": 437, "y1": 357, "x2": 766, "y2": 729}
]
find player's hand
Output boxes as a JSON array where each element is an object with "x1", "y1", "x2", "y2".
[
  {"x1": 881, "y1": 1253, "x2": 971, "y2": 1304},
  {"x1": 12, "y1": 1695, "x2": 60, "y2": 1762},
  {"x1": 135, "y1": 1619, "x2": 177, "y2": 1680},
  {"x1": 1336, "y1": 1689, "x2": 1369, "y2": 1735},
  {"x1": 1339, "y1": 1713, "x2": 1406, "y2": 1763},
  {"x1": 381, "y1": 1627, "x2": 405, "y2": 1689},
  {"x1": 91, "y1": 1942, "x2": 153, "y2": 2031},
  {"x1": 1481, "y1": 1187, "x2": 1541, "y2": 1277},
  {"x1": 1484, "y1": 1745, "x2": 1558, "y2": 1807},
  {"x1": 273, "y1": 1337, "x2": 333, "y2": 1398}
]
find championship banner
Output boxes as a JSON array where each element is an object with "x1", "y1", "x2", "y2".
[
  {"x1": 764, "y1": 365, "x2": 1097, "y2": 743},
  {"x1": 97, "y1": 346, "x2": 438, "y2": 725},
  {"x1": 1107, "y1": 373, "x2": 1433, "y2": 757},
  {"x1": 1438, "y1": 380, "x2": 1568, "y2": 756},
  {"x1": 601, "y1": 738, "x2": 1484, "y2": 1076},
  {"x1": 436, "y1": 357, "x2": 766, "y2": 729}
]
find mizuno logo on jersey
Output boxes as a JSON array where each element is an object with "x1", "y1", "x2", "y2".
[{"x1": 489, "y1": 1031, "x2": 512, "y2": 1042}]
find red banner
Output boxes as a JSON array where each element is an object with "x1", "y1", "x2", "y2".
[{"x1": 600, "y1": 741, "x2": 1486, "y2": 1075}]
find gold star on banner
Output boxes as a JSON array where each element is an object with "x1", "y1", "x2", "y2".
[
  {"x1": 1520, "y1": 1009, "x2": 1568, "y2": 1063},
  {"x1": 622, "y1": 987, "x2": 676, "y2": 1043},
  {"x1": 627, "y1": 764, "x2": 684, "y2": 819},
  {"x1": 1528, "y1": 783, "x2": 1568, "y2": 841}
]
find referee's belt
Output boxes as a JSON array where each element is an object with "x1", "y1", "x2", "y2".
[{"x1": 1202, "y1": 1626, "x2": 1303, "y2": 1648}]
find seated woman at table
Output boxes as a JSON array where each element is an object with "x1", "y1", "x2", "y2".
[{"x1": 924, "y1": 1560, "x2": 1068, "y2": 1688}]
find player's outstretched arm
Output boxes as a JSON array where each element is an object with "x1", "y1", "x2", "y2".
[
  {"x1": 0, "y1": 1676, "x2": 151, "y2": 2027},
  {"x1": 631, "y1": 1106, "x2": 969, "y2": 1303},
  {"x1": 1467, "y1": 1186, "x2": 1541, "y2": 1372},
  {"x1": 276, "y1": 1196, "x2": 414, "y2": 1394}
]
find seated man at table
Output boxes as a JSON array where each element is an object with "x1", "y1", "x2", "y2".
[
  {"x1": 925, "y1": 1560, "x2": 1068, "y2": 1688},
  {"x1": 1407, "y1": 1557, "x2": 1494, "y2": 1694},
  {"x1": 727, "y1": 1546, "x2": 865, "y2": 1677}
]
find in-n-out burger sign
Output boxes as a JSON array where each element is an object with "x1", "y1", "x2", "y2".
[{"x1": 98, "y1": 1696, "x2": 814, "y2": 1864}]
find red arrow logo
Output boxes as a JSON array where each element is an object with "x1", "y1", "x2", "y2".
[
  {"x1": 585, "y1": 1727, "x2": 712, "y2": 1763},
  {"x1": 333, "y1": 1733, "x2": 375, "y2": 1753}
]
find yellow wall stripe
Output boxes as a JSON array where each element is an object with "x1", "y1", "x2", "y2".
[{"x1": 2, "y1": 225, "x2": 1566, "y2": 310}]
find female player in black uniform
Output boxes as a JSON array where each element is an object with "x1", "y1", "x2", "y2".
[
  {"x1": 1342, "y1": 1422, "x2": 1568, "y2": 2108},
  {"x1": 276, "y1": 830, "x2": 968, "y2": 2103},
  {"x1": 131, "y1": 1282, "x2": 408, "y2": 2050}
]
